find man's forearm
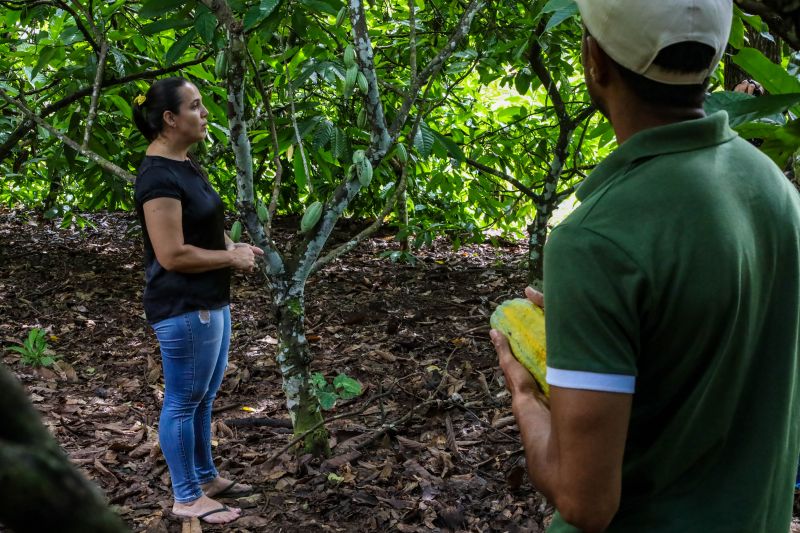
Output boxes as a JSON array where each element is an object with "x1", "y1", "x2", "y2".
[{"x1": 512, "y1": 391, "x2": 558, "y2": 500}]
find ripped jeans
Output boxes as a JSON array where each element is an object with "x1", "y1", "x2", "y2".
[{"x1": 152, "y1": 306, "x2": 230, "y2": 503}]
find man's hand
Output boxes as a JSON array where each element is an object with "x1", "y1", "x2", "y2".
[
  {"x1": 734, "y1": 79, "x2": 764, "y2": 96},
  {"x1": 491, "y1": 286, "x2": 547, "y2": 402}
]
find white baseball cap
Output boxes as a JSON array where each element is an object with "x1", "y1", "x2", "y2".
[{"x1": 574, "y1": 0, "x2": 733, "y2": 85}]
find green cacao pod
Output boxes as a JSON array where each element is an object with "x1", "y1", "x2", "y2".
[
  {"x1": 229, "y1": 221, "x2": 242, "y2": 243},
  {"x1": 395, "y1": 143, "x2": 408, "y2": 163},
  {"x1": 344, "y1": 66, "x2": 358, "y2": 98},
  {"x1": 352, "y1": 149, "x2": 366, "y2": 164},
  {"x1": 257, "y1": 203, "x2": 269, "y2": 223},
  {"x1": 344, "y1": 45, "x2": 356, "y2": 69},
  {"x1": 356, "y1": 158, "x2": 373, "y2": 187},
  {"x1": 214, "y1": 51, "x2": 227, "y2": 78},
  {"x1": 335, "y1": 6, "x2": 347, "y2": 26},
  {"x1": 357, "y1": 108, "x2": 367, "y2": 128},
  {"x1": 300, "y1": 201, "x2": 323, "y2": 233},
  {"x1": 490, "y1": 298, "x2": 549, "y2": 397},
  {"x1": 357, "y1": 72, "x2": 368, "y2": 93}
]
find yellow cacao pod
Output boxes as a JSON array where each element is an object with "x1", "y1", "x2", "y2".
[{"x1": 490, "y1": 298, "x2": 549, "y2": 397}]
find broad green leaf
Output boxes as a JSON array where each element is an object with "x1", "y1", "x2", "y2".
[
  {"x1": 333, "y1": 374, "x2": 362, "y2": 397},
  {"x1": 733, "y1": 48, "x2": 800, "y2": 95},
  {"x1": 414, "y1": 122, "x2": 435, "y2": 159},
  {"x1": 705, "y1": 91, "x2": 800, "y2": 128},
  {"x1": 107, "y1": 95, "x2": 133, "y2": 120},
  {"x1": 543, "y1": 1, "x2": 577, "y2": 31},
  {"x1": 142, "y1": 18, "x2": 193, "y2": 35},
  {"x1": 165, "y1": 29, "x2": 196, "y2": 66},
  {"x1": 542, "y1": 0, "x2": 574, "y2": 13},
  {"x1": 432, "y1": 131, "x2": 465, "y2": 164},
  {"x1": 317, "y1": 390, "x2": 337, "y2": 410},
  {"x1": 729, "y1": 12, "x2": 745, "y2": 49},
  {"x1": 194, "y1": 9, "x2": 216, "y2": 44},
  {"x1": 244, "y1": 0, "x2": 280, "y2": 31}
]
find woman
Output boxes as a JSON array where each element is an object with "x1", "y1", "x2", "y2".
[{"x1": 132, "y1": 77, "x2": 263, "y2": 525}]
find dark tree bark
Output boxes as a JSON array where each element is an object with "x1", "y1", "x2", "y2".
[
  {"x1": 0, "y1": 364, "x2": 129, "y2": 533},
  {"x1": 735, "y1": 0, "x2": 800, "y2": 50}
]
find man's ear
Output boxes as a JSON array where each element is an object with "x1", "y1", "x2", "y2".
[{"x1": 586, "y1": 36, "x2": 611, "y2": 85}]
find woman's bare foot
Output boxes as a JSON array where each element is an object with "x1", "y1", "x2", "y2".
[
  {"x1": 173, "y1": 495, "x2": 241, "y2": 524},
  {"x1": 201, "y1": 476, "x2": 253, "y2": 497}
]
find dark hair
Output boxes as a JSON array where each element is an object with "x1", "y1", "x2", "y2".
[
  {"x1": 615, "y1": 42, "x2": 717, "y2": 107},
  {"x1": 132, "y1": 77, "x2": 191, "y2": 141}
]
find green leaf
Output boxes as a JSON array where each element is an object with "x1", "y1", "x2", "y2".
[
  {"x1": 194, "y1": 9, "x2": 216, "y2": 44},
  {"x1": 140, "y1": 0, "x2": 187, "y2": 19},
  {"x1": 107, "y1": 95, "x2": 132, "y2": 120},
  {"x1": 733, "y1": 48, "x2": 800, "y2": 95},
  {"x1": 142, "y1": 18, "x2": 193, "y2": 36},
  {"x1": 705, "y1": 91, "x2": 800, "y2": 128},
  {"x1": 299, "y1": 0, "x2": 343, "y2": 16},
  {"x1": 164, "y1": 29, "x2": 195, "y2": 66},
  {"x1": 414, "y1": 122, "x2": 435, "y2": 159},
  {"x1": 543, "y1": 0, "x2": 577, "y2": 31},
  {"x1": 333, "y1": 374, "x2": 362, "y2": 397},
  {"x1": 244, "y1": 0, "x2": 280, "y2": 31},
  {"x1": 541, "y1": 0, "x2": 574, "y2": 13},
  {"x1": 432, "y1": 131, "x2": 465, "y2": 164},
  {"x1": 729, "y1": 12, "x2": 745, "y2": 49},
  {"x1": 317, "y1": 390, "x2": 337, "y2": 410}
]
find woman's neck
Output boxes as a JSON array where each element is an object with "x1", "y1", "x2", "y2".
[{"x1": 146, "y1": 136, "x2": 190, "y2": 160}]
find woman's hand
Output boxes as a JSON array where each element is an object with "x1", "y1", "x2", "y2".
[{"x1": 228, "y1": 244, "x2": 261, "y2": 271}]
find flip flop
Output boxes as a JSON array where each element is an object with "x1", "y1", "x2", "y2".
[
  {"x1": 197, "y1": 505, "x2": 238, "y2": 523},
  {"x1": 213, "y1": 480, "x2": 254, "y2": 498},
  {"x1": 175, "y1": 505, "x2": 239, "y2": 524}
]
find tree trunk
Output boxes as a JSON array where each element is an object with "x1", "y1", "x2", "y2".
[
  {"x1": 527, "y1": 202, "x2": 550, "y2": 290},
  {"x1": 274, "y1": 292, "x2": 329, "y2": 456},
  {"x1": 0, "y1": 364, "x2": 129, "y2": 533},
  {"x1": 397, "y1": 188, "x2": 409, "y2": 252}
]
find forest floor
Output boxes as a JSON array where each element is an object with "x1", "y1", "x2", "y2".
[
  {"x1": 0, "y1": 207, "x2": 550, "y2": 533},
  {"x1": 2, "y1": 207, "x2": 799, "y2": 533}
]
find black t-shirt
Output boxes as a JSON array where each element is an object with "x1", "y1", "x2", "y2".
[{"x1": 134, "y1": 156, "x2": 230, "y2": 324}]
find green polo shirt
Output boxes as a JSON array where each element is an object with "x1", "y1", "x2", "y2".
[{"x1": 544, "y1": 112, "x2": 800, "y2": 533}]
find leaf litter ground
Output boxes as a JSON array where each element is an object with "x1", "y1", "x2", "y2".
[{"x1": 1, "y1": 208, "x2": 798, "y2": 533}]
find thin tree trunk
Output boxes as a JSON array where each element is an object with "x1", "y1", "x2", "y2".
[
  {"x1": 274, "y1": 292, "x2": 329, "y2": 456},
  {"x1": 0, "y1": 364, "x2": 129, "y2": 533}
]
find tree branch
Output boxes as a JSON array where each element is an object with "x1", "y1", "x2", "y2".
[
  {"x1": 0, "y1": 87, "x2": 136, "y2": 182},
  {"x1": 82, "y1": 39, "x2": 108, "y2": 148},
  {"x1": 466, "y1": 158, "x2": 538, "y2": 199}
]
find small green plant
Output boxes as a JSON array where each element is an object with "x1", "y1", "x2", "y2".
[
  {"x1": 8, "y1": 328, "x2": 57, "y2": 368},
  {"x1": 310, "y1": 372, "x2": 363, "y2": 410}
]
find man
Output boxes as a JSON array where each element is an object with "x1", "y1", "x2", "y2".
[{"x1": 491, "y1": 1, "x2": 800, "y2": 532}]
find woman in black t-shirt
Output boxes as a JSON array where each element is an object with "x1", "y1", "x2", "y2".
[{"x1": 132, "y1": 77, "x2": 263, "y2": 525}]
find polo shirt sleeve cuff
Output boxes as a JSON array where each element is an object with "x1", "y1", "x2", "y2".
[{"x1": 546, "y1": 366, "x2": 636, "y2": 394}]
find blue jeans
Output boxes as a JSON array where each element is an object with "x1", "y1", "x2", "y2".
[{"x1": 152, "y1": 306, "x2": 230, "y2": 503}]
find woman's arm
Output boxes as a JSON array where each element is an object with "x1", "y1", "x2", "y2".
[{"x1": 143, "y1": 198, "x2": 255, "y2": 272}]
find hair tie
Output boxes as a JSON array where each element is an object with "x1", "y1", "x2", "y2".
[{"x1": 133, "y1": 95, "x2": 146, "y2": 106}]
